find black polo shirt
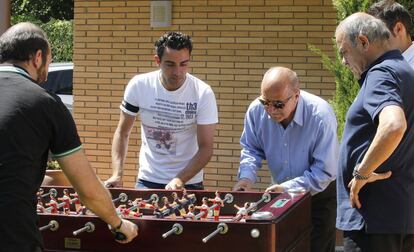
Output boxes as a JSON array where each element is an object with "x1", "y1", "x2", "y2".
[
  {"x1": 337, "y1": 50, "x2": 414, "y2": 233},
  {"x1": 0, "y1": 66, "x2": 81, "y2": 251}
]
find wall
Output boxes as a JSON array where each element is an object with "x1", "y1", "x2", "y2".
[{"x1": 73, "y1": 0, "x2": 336, "y2": 190}]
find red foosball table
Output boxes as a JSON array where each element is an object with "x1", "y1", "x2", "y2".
[{"x1": 38, "y1": 186, "x2": 311, "y2": 252}]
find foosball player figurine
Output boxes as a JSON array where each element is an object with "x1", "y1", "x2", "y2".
[
  {"x1": 116, "y1": 204, "x2": 129, "y2": 218},
  {"x1": 126, "y1": 200, "x2": 143, "y2": 217},
  {"x1": 233, "y1": 202, "x2": 250, "y2": 222},
  {"x1": 36, "y1": 188, "x2": 44, "y2": 197},
  {"x1": 184, "y1": 204, "x2": 196, "y2": 220},
  {"x1": 153, "y1": 202, "x2": 163, "y2": 218},
  {"x1": 36, "y1": 197, "x2": 45, "y2": 213},
  {"x1": 208, "y1": 191, "x2": 224, "y2": 221},
  {"x1": 70, "y1": 192, "x2": 82, "y2": 213},
  {"x1": 117, "y1": 204, "x2": 141, "y2": 218},
  {"x1": 195, "y1": 197, "x2": 209, "y2": 220},
  {"x1": 182, "y1": 188, "x2": 196, "y2": 203},
  {"x1": 130, "y1": 198, "x2": 155, "y2": 210},
  {"x1": 171, "y1": 192, "x2": 187, "y2": 217},
  {"x1": 78, "y1": 205, "x2": 89, "y2": 215},
  {"x1": 58, "y1": 189, "x2": 71, "y2": 215},
  {"x1": 46, "y1": 194, "x2": 58, "y2": 214},
  {"x1": 160, "y1": 196, "x2": 176, "y2": 220}
]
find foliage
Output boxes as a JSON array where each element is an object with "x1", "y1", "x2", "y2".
[
  {"x1": 398, "y1": 0, "x2": 414, "y2": 38},
  {"x1": 316, "y1": 0, "x2": 414, "y2": 139},
  {"x1": 11, "y1": 0, "x2": 73, "y2": 22},
  {"x1": 310, "y1": 0, "x2": 372, "y2": 139},
  {"x1": 42, "y1": 20, "x2": 73, "y2": 62},
  {"x1": 333, "y1": 0, "x2": 372, "y2": 20},
  {"x1": 46, "y1": 160, "x2": 61, "y2": 170},
  {"x1": 11, "y1": 0, "x2": 73, "y2": 62},
  {"x1": 309, "y1": 44, "x2": 359, "y2": 137}
]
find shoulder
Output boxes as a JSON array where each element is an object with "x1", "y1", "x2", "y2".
[
  {"x1": 301, "y1": 91, "x2": 334, "y2": 116},
  {"x1": 186, "y1": 73, "x2": 214, "y2": 93},
  {"x1": 125, "y1": 70, "x2": 160, "y2": 97},
  {"x1": 368, "y1": 55, "x2": 414, "y2": 88},
  {"x1": 129, "y1": 70, "x2": 159, "y2": 84},
  {"x1": 245, "y1": 98, "x2": 267, "y2": 121},
  {"x1": 246, "y1": 98, "x2": 263, "y2": 113},
  {"x1": 299, "y1": 91, "x2": 336, "y2": 127}
]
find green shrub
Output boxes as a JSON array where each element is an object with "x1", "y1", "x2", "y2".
[
  {"x1": 12, "y1": 0, "x2": 73, "y2": 22},
  {"x1": 315, "y1": 0, "x2": 414, "y2": 139},
  {"x1": 11, "y1": 0, "x2": 73, "y2": 62},
  {"x1": 41, "y1": 19, "x2": 73, "y2": 62},
  {"x1": 398, "y1": 0, "x2": 414, "y2": 38},
  {"x1": 310, "y1": 0, "x2": 371, "y2": 139}
]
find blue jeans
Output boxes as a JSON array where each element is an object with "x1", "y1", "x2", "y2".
[{"x1": 135, "y1": 179, "x2": 204, "y2": 190}]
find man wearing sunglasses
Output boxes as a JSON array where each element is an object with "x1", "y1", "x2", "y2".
[{"x1": 233, "y1": 66, "x2": 338, "y2": 252}]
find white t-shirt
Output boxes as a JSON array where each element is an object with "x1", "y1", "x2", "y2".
[
  {"x1": 403, "y1": 41, "x2": 414, "y2": 69},
  {"x1": 121, "y1": 70, "x2": 218, "y2": 184}
]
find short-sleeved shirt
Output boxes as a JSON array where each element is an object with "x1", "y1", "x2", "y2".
[
  {"x1": 0, "y1": 66, "x2": 81, "y2": 251},
  {"x1": 121, "y1": 70, "x2": 218, "y2": 184},
  {"x1": 403, "y1": 41, "x2": 414, "y2": 69},
  {"x1": 337, "y1": 50, "x2": 414, "y2": 233}
]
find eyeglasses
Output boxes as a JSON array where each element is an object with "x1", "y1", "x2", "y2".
[{"x1": 258, "y1": 95, "x2": 294, "y2": 109}]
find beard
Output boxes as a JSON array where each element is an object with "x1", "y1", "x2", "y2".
[{"x1": 36, "y1": 62, "x2": 48, "y2": 84}]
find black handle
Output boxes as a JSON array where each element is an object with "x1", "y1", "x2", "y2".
[{"x1": 113, "y1": 231, "x2": 127, "y2": 241}]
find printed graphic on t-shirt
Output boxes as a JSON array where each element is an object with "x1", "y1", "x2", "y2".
[
  {"x1": 141, "y1": 97, "x2": 198, "y2": 155},
  {"x1": 143, "y1": 125, "x2": 176, "y2": 155}
]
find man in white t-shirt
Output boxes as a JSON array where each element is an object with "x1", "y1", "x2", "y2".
[
  {"x1": 368, "y1": 0, "x2": 414, "y2": 68},
  {"x1": 105, "y1": 31, "x2": 218, "y2": 190}
]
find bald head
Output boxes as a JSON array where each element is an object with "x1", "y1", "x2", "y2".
[
  {"x1": 259, "y1": 67, "x2": 300, "y2": 127},
  {"x1": 336, "y1": 12, "x2": 390, "y2": 47},
  {"x1": 0, "y1": 22, "x2": 50, "y2": 64},
  {"x1": 261, "y1": 67, "x2": 299, "y2": 94}
]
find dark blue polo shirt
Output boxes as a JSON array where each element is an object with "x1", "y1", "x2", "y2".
[{"x1": 337, "y1": 50, "x2": 414, "y2": 233}]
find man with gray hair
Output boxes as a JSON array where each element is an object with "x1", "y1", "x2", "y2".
[{"x1": 336, "y1": 12, "x2": 414, "y2": 251}]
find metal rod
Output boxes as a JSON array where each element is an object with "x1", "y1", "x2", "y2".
[
  {"x1": 202, "y1": 223, "x2": 228, "y2": 243},
  {"x1": 72, "y1": 222, "x2": 95, "y2": 236},
  {"x1": 39, "y1": 220, "x2": 59, "y2": 232},
  {"x1": 162, "y1": 223, "x2": 183, "y2": 238}
]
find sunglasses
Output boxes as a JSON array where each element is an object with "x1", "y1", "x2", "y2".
[{"x1": 258, "y1": 95, "x2": 294, "y2": 109}]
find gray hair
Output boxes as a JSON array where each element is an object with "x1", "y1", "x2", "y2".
[{"x1": 337, "y1": 12, "x2": 390, "y2": 47}]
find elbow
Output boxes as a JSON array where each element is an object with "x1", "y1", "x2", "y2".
[
  {"x1": 200, "y1": 144, "x2": 214, "y2": 161},
  {"x1": 387, "y1": 119, "x2": 407, "y2": 141},
  {"x1": 205, "y1": 146, "x2": 214, "y2": 160}
]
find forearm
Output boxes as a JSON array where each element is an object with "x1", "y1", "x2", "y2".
[
  {"x1": 280, "y1": 170, "x2": 334, "y2": 195},
  {"x1": 175, "y1": 146, "x2": 213, "y2": 183},
  {"x1": 238, "y1": 121, "x2": 264, "y2": 183},
  {"x1": 111, "y1": 131, "x2": 129, "y2": 177},
  {"x1": 77, "y1": 180, "x2": 121, "y2": 227},
  {"x1": 358, "y1": 125, "x2": 405, "y2": 174},
  {"x1": 238, "y1": 147, "x2": 264, "y2": 183},
  {"x1": 58, "y1": 151, "x2": 121, "y2": 227},
  {"x1": 358, "y1": 106, "x2": 406, "y2": 175}
]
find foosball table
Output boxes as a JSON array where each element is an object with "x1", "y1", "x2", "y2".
[{"x1": 38, "y1": 186, "x2": 311, "y2": 252}]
